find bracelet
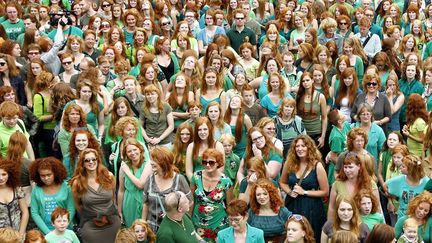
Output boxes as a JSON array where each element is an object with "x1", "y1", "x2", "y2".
[{"x1": 304, "y1": 191, "x2": 308, "y2": 196}]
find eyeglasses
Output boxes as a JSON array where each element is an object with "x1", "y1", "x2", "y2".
[
  {"x1": 289, "y1": 214, "x2": 304, "y2": 222},
  {"x1": 251, "y1": 135, "x2": 264, "y2": 143},
  {"x1": 28, "y1": 52, "x2": 39, "y2": 55},
  {"x1": 235, "y1": 17, "x2": 244, "y2": 20},
  {"x1": 0, "y1": 62, "x2": 6, "y2": 66},
  {"x1": 228, "y1": 216, "x2": 243, "y2": 223},
  {"x1": 201, "y1": 160, "x2": 217, "y2": 167},
  {"x1": 84, "y1": 158, "x2": 97, "y2": 163},
  {"x1": 365, "y1": 13, "x2": 374, "y2": 17},
  {"x1": 185, "y1": 15, "x2": 195, "y2": 18},
  {"x1": 62, "y1": 61, "x2": 72, "y2": 65},
  {"x1": 161, "y1": 22, "x2": 170, "y2": 26},
  {"x1": 366, "y1": 82, "x2": 378, "y2": 87},
  {"x1": 266, "y1": 127, "x2": 276, "y2": 131}
]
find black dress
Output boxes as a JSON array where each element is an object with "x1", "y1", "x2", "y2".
[{"x1": 285, "y1": 164, "x2": 326, "y2": 241}]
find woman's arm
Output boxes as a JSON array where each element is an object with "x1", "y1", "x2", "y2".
[
  {"x1": 141, "y1": 203, "x2": 149, "y2": 220},
  {"x1": 157, "y1": 112, "x2": 174, "y2": 143},
  {"x1": 117, "y1": 169, "x2": 125, "y2": 222},
  {"x1": 18, "y1": 197, "x2": 29, "y2": 235},
  {"x1": 185, "y1": 143, "x2": 194, "y2": 182},
  {"x1": 321, "y1": 231, "x2": 329, "y2": 243},
  {"x1": 25, "y1": 84, "x2": 33, "y2": 108},
  {"x1": 265, "y1": 161, "x2": 282, "y2": 179},
  {"x1": 220, "y1": 92, "x2": 227, "y2": 116},
  {"x1": 236, "y1": 158, "x2": 245, "y2": 183},
  {"x1": 249, "y1": 77, "x2": 263, "y2": 89},
  {"x1": 279, "y1": 160, "x2": 291, "y2": 194},
  {"x1": 97, "y1": 110, "x2": 105, "y2": 142},
  {"x1": 198, "y1": 39, "x2": 206, "y2": 56},
  {"x1": 389, "y1": 93, "x2": 405, "y2": 115},
  {"x1": 327, "y1": 185, "x2": 337, "y2": 220},
  {"x1": 120, "y1": 161, "x2": 151, "y2": 189},
  {"x1": 244, "y1": 114, "x2": 253, "y2": 130},
  {"x1": 318, "y1": 94, "x2": 328, "y2": 148},
  {"x1": 30, "y1": 191, "x2": 50, "y2": 234},
  {"x1": 26, "y1": 140, "x2": 35, "y2": 161}
]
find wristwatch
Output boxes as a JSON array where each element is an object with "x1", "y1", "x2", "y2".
[{"x1": 304, "y1": 191, "x2": 308, "y2": 196}]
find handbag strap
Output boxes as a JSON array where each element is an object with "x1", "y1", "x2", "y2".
[{"x1": 297, "y1": 166, "x2": 309, "y2": 186}]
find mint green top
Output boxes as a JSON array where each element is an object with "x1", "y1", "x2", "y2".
[
  {"x1": 45, "y1": 229, "x2": 79, "y2": 243},
  {"x1": 361, "y1": 213, "x2": 385, "y2": 230}
]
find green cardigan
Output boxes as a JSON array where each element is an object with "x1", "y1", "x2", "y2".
[{"x1": 30, "y1": 182, "x2": 76, "y2": 235}]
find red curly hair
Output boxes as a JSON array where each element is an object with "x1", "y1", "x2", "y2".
[
  {"x1": 406, "y1": 93, "x2": 429, "y2": 127},
  {"x1": 0, "y1": 159, "x2": 21, "y2": 188},
  {"x1": 70, "y1": 148, "x2": 115, "y2": 199},
  {"x1": 284, "y1": 135, "x2": 322, "y2": 174},
  {"x1": 29, "y1": 157, "x2": 68, "y2": 187},
  {"x1": 249, "y1": 178, "x2": 283, "y2": 214}
]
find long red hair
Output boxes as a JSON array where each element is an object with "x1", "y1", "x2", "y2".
[
  {"x1": 335, "y1": 67, "x2": 359, "y2": 107},
  {"x1": 70, "y1": 148, "x2": 115, "y2": 199}
]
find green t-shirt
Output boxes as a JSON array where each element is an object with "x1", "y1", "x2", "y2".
[
  {"x1": 224, "y1": 152, "x2": 240, "y2": 182},
  {"x1": 329, "y1": 121, "x2": 351, "y2": 154},
  {"x1": 45, "y1": 229, "x2": 80, "y2": 243},
  {"x1": 361, "y1": 212, "x2": 385, "y2": 230},
  {"x1": 1, "y1": 19, "x2": 25, "y2": 40},
  {"x1": 156, "y1": 214, "x2": 199, "y2": 243}
]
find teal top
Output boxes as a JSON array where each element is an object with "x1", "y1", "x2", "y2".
[
  {"x1": 351, "y1": 122, "x2": 386, "y2": 163},
  {"x1": 217, "y1": 223, "x2": 265, "y2": 243},
  {"x1": 122, "y1": 161, "x2": 146, "y2": 227},
  {"x1": 199, "y1": 92, "x2": 222, "y2": 116},
  {"x1": 231, "y1": 123, "x2": 248, "y2": 159},
  {"x1": 45, "y1": 229, "x2": 79, "y2": 243},
  {"x1": 399, "y1": 79, "x2": 424, "y2": 123},
  {"x1": 257, "y1": 75, "x2": 269, "y2": 101},
  {"x1": 30, "y1": 182, "x2": 75, "y2": 235}
]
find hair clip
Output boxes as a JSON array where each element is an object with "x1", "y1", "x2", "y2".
[{"x1": 417, "y1": 160, "x2": 422, "y2": 165}]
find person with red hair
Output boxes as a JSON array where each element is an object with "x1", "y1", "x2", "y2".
[
  {"x1": 402, "y1": 93, "x2": 428, "y2": 157},
  {"x1": 248, "y1": 178, "x2": 291, "y2": 242},
  {"x1": 29, "y1": 157, "x2": 75, "y2": 235}
]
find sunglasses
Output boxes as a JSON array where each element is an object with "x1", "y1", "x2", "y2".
[
  {"x1": 201, "y1": 160, "x2": 217, "y2": 166},
  {"x1": 236, "y1": 17, "x2": 244, "y2": 20},
  {"x1": 289, "y1": 214, "x2": 304, "y2": 222},
  {"x1": 101, "y1": 23, "x2": 110, "y2": 27},
  {"x1": 161, "y1": 22, "x2": 170, "y2": 26},
  {"x1": 84, "y1": 158, "x2": 97, "y2": 163},
  {"x1": 62, "y1": 61, "x2": 72, "y2": 65},
  {"x1": 339, "y1": 22, "x2": 347, "y2": 25},
  {"x1": 103, "y1": 4, "x2": 111, "y2": 7},
  {"x1": 366, "y1": 82, "x2": 378, "y2": 87},
  {"x1": 28, "y1": 52, "x2": 39, "y2": 55},
  {"x1": 0, "y1": 62, "x2": 6, "y2": 66}
]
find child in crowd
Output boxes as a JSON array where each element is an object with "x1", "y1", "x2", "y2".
[
  {"x1": 220, "y1": 134, "x2": 240, "y2": 183},
  {"x1": 355, "y1": 189, "x2": 385, "y2": 230},
  {"x1": 397, "y1": 218, "x2": 423, "y2": 243},
  {"x1": 131, "y1": 219, "x2": 156, "y2": 243},
  {"x1": 242, "y1": 84, "x2": 267, "y2": 126},
  {"x1": 183, "y1": 100, "x2": 202, "y2": 128},
  {"x1": 45, "y1": 207, "x2": 79, "y2": 243},
  {"x1": 326, "y1": 108, "x2": 350, "y2": 185}
]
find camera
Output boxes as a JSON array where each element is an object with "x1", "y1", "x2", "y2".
[{"x1": 49, "y1": 10, "x2": 73, "y2": 26}]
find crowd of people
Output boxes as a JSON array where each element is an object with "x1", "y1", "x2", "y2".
[{"x1": 1, "y1": 0, "x2": 432, "y2": 242}]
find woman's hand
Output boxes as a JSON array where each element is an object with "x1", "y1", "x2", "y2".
[
  {"x1": 252, "y1": 144, "x2": 262, "y2": 158},
  {"x1": 288, "y1": 190, "x2": 299, "y2": 198},
  {"x1": 120, "y1": 161, "x2": 130, "y2": 175},
  {"x1": 109, "y1": 153, "x2": 116, "y2": 164},
  {"x1": 402, "y1": 125, "x2": 410, "y2": 136},
  {"x1": 317, "y1": 135, "x2": 325, "y2": 148},
  {"x1": 247, "y1": 172, "x2": 258, "y2": 184},
  {"x1": 293, "y1": 184, "x2": 306, "y2": 196},
  {"x1": 387, "y1": 200, "x2": 395, "y2": 213}
]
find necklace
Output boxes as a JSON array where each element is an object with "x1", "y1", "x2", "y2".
[{"x1": 167, "y1": 215, "x2": 185, "y2": 230}]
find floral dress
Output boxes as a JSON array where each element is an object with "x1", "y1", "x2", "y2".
[
  {"x1": 191, "y1": 171, "x2": 232, "y2": 242},
  {"x1": 0, "y1": 188, "x2": 24, "y2": 231}
]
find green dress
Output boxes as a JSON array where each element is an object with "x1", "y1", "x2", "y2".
[
  {"x1": 230, "y1": 123, "x2": 247, "y2": 158},
  {"x1": 191, "y1": 171, "x2": 232, "y2": 242},
  {"x1": 122, "y1": 162, "x2": 146, "y2": 227}
]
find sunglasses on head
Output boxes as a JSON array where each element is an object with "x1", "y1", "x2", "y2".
[{"x1": 289, "y1": 214, "x2": 304, "y2": 222}]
